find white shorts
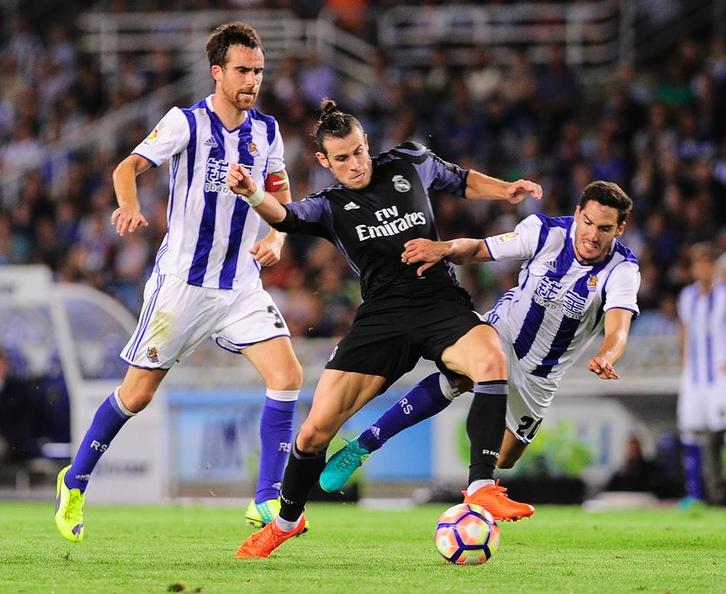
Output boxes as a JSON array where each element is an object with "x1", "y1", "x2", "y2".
[
  {"x1": 503, "y1": 341, "x2": 559, "y2": 444},
  {"x1": 678, "y1": 380, "x2": 726, "y2": 432},
  {"x1": 121, "y1": 273, "x2": 290, "y2": 369}
]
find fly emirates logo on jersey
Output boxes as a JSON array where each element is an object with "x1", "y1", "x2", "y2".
[{"x1": 354, "y1": 205, "x2": 427, "y2": 241}]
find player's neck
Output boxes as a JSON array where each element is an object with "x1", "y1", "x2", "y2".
[
  {"x1": 211, "y1": 94, "x2": 248, "y2": 130},
  {"x1": 697, "y1": 280, "x2": 713, "y2": 293}
]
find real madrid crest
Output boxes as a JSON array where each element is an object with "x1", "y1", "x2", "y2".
[{"x1": 392, "y1": 174, "x2": 411, "y2": 192}]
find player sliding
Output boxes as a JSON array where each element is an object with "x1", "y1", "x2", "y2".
[
  {"x1": 320, "y1": 181, "x2": 641, "y2": 496},
  {"x1": 228, "y1": 100, "x2": 542, "y2": 558},
  {"x1": 54, "y1": 22, "x2": 304, "y2": 542}
]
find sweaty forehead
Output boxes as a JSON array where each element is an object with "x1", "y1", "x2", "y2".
[{"x1": 581, "y1": 201, "x2": 619, "y2": 226}]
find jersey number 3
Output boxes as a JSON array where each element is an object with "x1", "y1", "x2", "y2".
[{"x1": 267, "y1": 306, "x2": 285, "y2": 329}]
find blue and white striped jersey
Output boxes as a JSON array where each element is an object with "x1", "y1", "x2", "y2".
[
  {"x1": 678, "y1": 281, "x2": 726, "y2": 389},
  {"x1": 483, "y1": 214, "x2": 640, "y2": 381},
  {"x1": 132, "y1": 95, "x2": 285, "y2": 292}
]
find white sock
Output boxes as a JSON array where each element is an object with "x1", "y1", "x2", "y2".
[
  {"x1": 467, "y1": 479, "x2": 495, "y2": 496},
  {"x1": 275, "y1": 515, "x2": 302, "y2": 532}
]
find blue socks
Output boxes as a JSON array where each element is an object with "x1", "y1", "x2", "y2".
[
  {"x1": 65, "y1": 390, "x2": 134, "y2": 492},
  {"x1": 255, "y1": 392, "x2": 296, "y2": 503},
  {"x1": 682, "y1": 436, "x2": 705, "y2": 501},
  {"x1": 358, "y1": 373, "x2": 455, "y2": 453}
]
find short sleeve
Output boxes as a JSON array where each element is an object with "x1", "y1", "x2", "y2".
[
  {"x1": 604, "y1": 262, "x2": 641, "y2": 317},
  {"x1": 131, "y1": 107, "x2": 190, "y2": 167},
  {"x1": 484, "y1": 214, "x2": 542, "y2": 261},
  {"x1": 265, "y1": 119, "x2": 285, "y2": 176}
]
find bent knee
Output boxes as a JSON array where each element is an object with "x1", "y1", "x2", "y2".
[
  {"x1": 472, "y1": 348, "x2": 507, "y2": 381},
  {"x1": 266, "y1": 361, "x2": 303, "y2": 391},
  {"x1": 118, "y1": 387, "x2": 154, "y2": 413},
  {"x1": 297, "y1": 422, "x2": 333, "y2": 453}
]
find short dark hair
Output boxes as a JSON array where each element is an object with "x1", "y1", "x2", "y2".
[
  {"x1": 206, "y1": 22, "x2": 263, "y2": 68},
  {"x1": 579, "y1": 181, "x2": 633, "y2": 225},
  {"x1": 689, "y1": 241, "x2": 719, "y2": 264},
  {"x1": 314, "y1": 99, "x2": 363, "y2": 154}
]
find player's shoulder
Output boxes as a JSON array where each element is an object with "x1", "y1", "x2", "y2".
[
  {"x1": 532, "y1": 213, "x2": 573, "y2": 230},
  {"x1": 248, "y1": 108, "x2": 278, "y2": 127},
  {"x1": 180, "y1": 97, "x2": 208, "y2": 114},
  {"x1": 379, "y1": 141, "x2": 431, "y2": 165},
  {"x1": 611, "y1": 239, "x2": 639, "y2": 267}
]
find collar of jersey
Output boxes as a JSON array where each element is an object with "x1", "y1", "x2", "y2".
[{"x1": 205, "y1": 95, "x2": 252, "y2": 134}]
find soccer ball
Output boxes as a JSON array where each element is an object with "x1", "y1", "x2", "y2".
[{"x1": 434, "y1": 503, "x2": 500, "y2": 565}]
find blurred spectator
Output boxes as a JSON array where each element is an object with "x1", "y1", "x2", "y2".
[
  {"x1": 0, "y1": 4, "x2": 724, "y2": 340},
  {"x1": 0, "y1": 348, "x2": 43, "y2": 463},
  {"x1": 605, "y1": 436, "x2": 658, "y2": 494}
]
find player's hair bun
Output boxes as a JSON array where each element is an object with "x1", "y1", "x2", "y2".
[{"x1": 318, "y1": 98, "x2": 342, "y2": 123}]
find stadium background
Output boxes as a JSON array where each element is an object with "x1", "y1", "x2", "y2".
[{"x1": 0, "y1": 0, "x2": 725, "y2": 506}]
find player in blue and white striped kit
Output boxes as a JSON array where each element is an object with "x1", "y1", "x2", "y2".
[
  {"x1": 677, "y1": 242, "x2": 726, "y2": 506},
  {"x1": 321, "y1": 181, "x2": 641, "y2": 493},
  {"x1": 55, "y1": 22, "x2": 303, "y2": 542}
]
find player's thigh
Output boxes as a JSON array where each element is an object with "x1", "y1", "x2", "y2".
[
  {"x1": 440, "y1": 324, "x2": 506, "y2": 381},
  {"x1": 118, "y1": 365, "x2": 168, "y2": 412},
  {"x1": 242, "y1": 336, "x2": 302, "y2": 390},
  {"x1": 213, "y1": 288, "x2": 291, "y2": 354},
  {"x1": 498, "y1": 428, "x2": 529, "y2": 469},
  {"x1": 298, "y1": 369, "x2": 386, "y2": 451},
  {"x1": 504, "y1": 359, "x2": 553, "y2": 450},
  {"x1": 121, "y1": 273, "x2": 218, "y2": 369}
]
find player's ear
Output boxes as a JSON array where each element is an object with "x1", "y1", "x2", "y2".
[
  {"x1": 616, "y1": 220, "x2": 626, "y2": 237},
  {"x1": 315, "y1": 151, "x2": 330, "y2": 169},
  {"x1": 211, "y1": 64, "x2": 223, "y2": 82},
  {"x1": 363, "y1": 133, "x2": 369, "y2": 151}
]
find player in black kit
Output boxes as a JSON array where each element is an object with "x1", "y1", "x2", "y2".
[{"x1": 229, "y1": 100, "x2": 542, "y2": 558}]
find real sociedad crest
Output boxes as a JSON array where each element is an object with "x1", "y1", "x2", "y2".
[{"x1": 248, "y1": 141, "x2": 259, "y2": 156}]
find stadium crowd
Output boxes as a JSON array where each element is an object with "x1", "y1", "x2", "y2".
[{"x1": 1, "y1": 7, "x2": 725, "y2": 341}]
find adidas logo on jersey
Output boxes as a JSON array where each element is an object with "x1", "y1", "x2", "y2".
[
  {"x1": 544, "y1": 260, "x2": 557, "y2": 272},
  {"x1": 344, "y1": 201, "x2": 360, "y2": 210},
  {"x1": 204, "y1": 137, "x2": 218, "y2": 148}
]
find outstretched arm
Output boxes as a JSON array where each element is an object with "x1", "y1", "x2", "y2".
[
  {"x1": 401, "y1": 237, "x2": 492, "y2": 277},
  {"x1": 465, "y1": 170, "x2": 542, "y2": 204},
  {"x1": 111, "y1": 154, "x2": 151, "y2": 236},
  {"x1": 227, "y1": 162, "x2": 287, "y2": 224},
  {"x1": 587, "y1": 308, "x2": 634, "y2": 380}
]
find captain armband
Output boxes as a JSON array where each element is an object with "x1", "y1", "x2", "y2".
[{"x1": 265, "y1": 169, "x2": 290, "y2": 193}]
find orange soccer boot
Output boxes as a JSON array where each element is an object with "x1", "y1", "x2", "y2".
[
  {"x1": 463, "y1": 480, "x2": 535, "y2": 521},
  {"x1": 235, "y1": 515, "x2": 307, "y2": 559}
]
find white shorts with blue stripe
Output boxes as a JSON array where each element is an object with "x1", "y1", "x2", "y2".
[{"x1": 121, "y1": 272, "x2": 291, "y2": 370}]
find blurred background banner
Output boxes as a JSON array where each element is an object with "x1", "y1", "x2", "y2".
[{"x1": 1, "y1": 0, "x2": 724, "y2": 503}]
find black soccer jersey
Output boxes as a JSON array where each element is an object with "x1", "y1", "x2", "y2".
[{"x1": 271, "y1": 142, "x2": 470, "y2": 301}]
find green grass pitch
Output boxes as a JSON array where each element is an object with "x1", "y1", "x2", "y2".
[{"x1": 1, "y1": 501, "x2": 725, "y2": 593}]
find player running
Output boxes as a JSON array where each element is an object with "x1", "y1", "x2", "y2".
[
  {"x1": 55, "y1": 22, "x2": 303, "y2": 542},
  {"x1": 228, "y1": 99, "x2": 542, "y2": 558},
  {"x1": 320, "y1": 181, "x2": 641, "y2": 498}
]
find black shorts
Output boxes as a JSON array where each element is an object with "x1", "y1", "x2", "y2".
[{"x1": 325, "y1": 287, "x2": 484, "y2": 393}]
